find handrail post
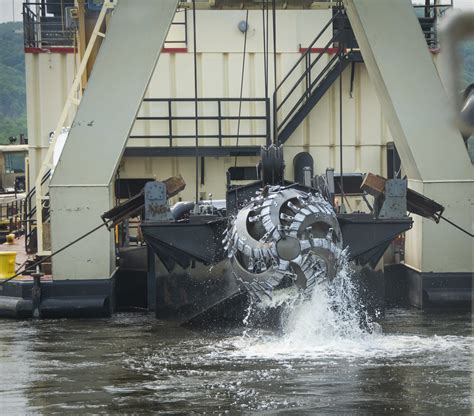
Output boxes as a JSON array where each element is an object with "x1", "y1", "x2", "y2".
[
  {"x1": 272, "y1": 92, "x2": 278, "y2": 145},
  {"x1": 168, "y1": 99, "x2": 173, "y2": 147},
  {"x1": 308, "y1": 49, "x2": 312, "y2": 97},
  {"x1": 217, "y1": 99, "x2": 222, "y2": 147},
  {"x1": 304, "y1": 55, "x2": 309, "y2": 97},
  {"x1": 184, "y1": 8, "x2": 188, "y2": 48}
]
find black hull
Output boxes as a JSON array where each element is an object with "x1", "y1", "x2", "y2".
[{"x1": 142, "y1": 213, "x2": 412, "y2": 270}]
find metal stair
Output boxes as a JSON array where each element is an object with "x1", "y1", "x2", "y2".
[
  {"x1": 23, "y1": 170, "x2": 51, "y2": 254},
  {"x1": 276, "y1": 50, "x2": 361, "y2": 144},
  {"x1": 273, "y1": 2, "x2": 448, "y2": 145},
  {"x1": 273, "y1": 9, "x2": 362, "y2": 144}
]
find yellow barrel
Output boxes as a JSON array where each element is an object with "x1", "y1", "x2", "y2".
[{"x1": 0, "y1": 252, "x2": 16, "y2": 279}]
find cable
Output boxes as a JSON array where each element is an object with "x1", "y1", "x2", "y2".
[
  {"x1": 440, "y1": 215, "x2": 473, "y2": 238},
  {"x1": 339, "y1": 46, "x2": 345, "y2": 212},
  {"x1": 0, "y1": 221, "x2": 110, "y2": 286},
  {"x1": 192, "y1": 0, "x2": 199, "y2": 203},
  {"x1": 266, "y1": 0, "x2": 269, "y2": 105},
  {"x1": 262, "y1": 1, "x2": 271, "y2": 145},
  {"x1": 262, "y1": 1, "x2": 268, "y2": 104},
  {"x1": 272, "y1": 0, "x2": 277, "y2": 93},
  {"x1": 234, "y1": 10, "x2": 249, "y2": 167}
]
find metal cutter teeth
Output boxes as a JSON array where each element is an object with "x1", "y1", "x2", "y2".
[{"x1": 228, "y1": 186, "x2": 343, "y2": 304}]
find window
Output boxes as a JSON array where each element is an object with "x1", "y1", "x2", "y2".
[{"x1": 4, "y1": 152, "x2": 25, "y2": 174}]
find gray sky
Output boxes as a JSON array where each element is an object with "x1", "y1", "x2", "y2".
[
  {"x1": 454, "y1": 0, "x2": 473, "y2": 6},
  {"x1": 0, "y1": 0, "x2": 21, "y2": 24},
  {"x1": 0, "y1": 0, "x2": 473, "y2": 23}
]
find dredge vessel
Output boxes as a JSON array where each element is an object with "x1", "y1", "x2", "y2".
[{"x1": 0, "y1": 0, "x2": 471, "y2": 319}]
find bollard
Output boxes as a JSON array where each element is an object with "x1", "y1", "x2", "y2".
[
  {"x1": 0, "y1": 252, "x2": 16, "y2": 278},
  {"x1": 31, "y1": 267, "x2": 44, "y2": 319}
]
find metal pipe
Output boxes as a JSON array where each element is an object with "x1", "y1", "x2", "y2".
[
  {"x1": 129, "y1": 134, "x2": 266, "y2": 140},
  {"x1": 192, "y1": 0, "x2": 199, "y2": 203},
  {"x1": 272, "y1": 0, "x2": 277, "y2": 94},
  {"x1": 339, "y1": 49, "x2": 345, "y2": 212},
  {"x1": 144, "y1": 97, "x2": 267, "y2": 102},
  {"x1": 262, "y1": 1, "x2": 268, "y2": 102},
  {"x1": 234, "y1": 9, "x2": 249, "y2": 167}
]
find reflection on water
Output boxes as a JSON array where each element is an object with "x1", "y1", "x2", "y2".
[
  {"x1": 0, "y1": 265, "x2": 472, "y2": 414},
  {"x1": 0, "y1": 308, "x2": 471, "y2": 414}
]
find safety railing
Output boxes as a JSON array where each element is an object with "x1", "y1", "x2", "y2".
[
  {"x1": 23, "y1": 2, "x2": 76, "y2": 48},
  {"x1": 413, "y1": 2, "x2": 453, "y2": 49},
  {"x1": 0, "y1": 198, "x2": 25, "y2": 237},
  {"x1": 23, "y1": 2, "x2": 189, "y2": 50},
  {"x1": 273, "y1": 10, "x2": 345, "y2": 142},
  {"x1": 164, "y1": 8, "x2": 188, "y2": 49},
  {"x1": 130, "y1": 97, "x2": 270, "y2": 147},
  {"x1": 23, "y1": 170, "x2": 51, "y2": 254}
]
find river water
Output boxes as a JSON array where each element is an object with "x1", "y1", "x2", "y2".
[
  {"x1": 0, "y1": 267, "x2": 472, "y2": 415},
  {"x1": 0, "y1": 309, "x2": 472, "y2": 414}
]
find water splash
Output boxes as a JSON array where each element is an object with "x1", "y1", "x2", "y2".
[
  {"x1": 226, "y1": 257, "x2": 472, "y2": 361},
  {"x1": 280, "y1": 256, "x2": 379, "y2": 342}
]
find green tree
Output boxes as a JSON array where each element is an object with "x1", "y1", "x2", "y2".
[{"x1": 0, "y1": 21, "x2": 26, "y2": 144}]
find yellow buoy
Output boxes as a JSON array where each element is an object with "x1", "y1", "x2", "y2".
[
  {"x1": 6, "y1": 234, "x2": 15, "y2": 244},
  {"x1": 0, "y1": 252, "x2": 17, "y2": 279}
]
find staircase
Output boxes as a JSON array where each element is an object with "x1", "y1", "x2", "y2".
[
  {"x1": 23, "y1": 170, "x2": 51, "y2": 254},
  {"x1": 273, "y1": 3, "x2": 447, "y2": 145},
  {"x1": 273, "y1": 9, "x2": 362, "y2": 144}
]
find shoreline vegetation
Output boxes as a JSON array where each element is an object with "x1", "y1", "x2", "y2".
[{"x1": 0, "y1": 22, "x2": 26, "y2": 144}]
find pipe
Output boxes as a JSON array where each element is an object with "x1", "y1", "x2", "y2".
[
  {"x1": 0, "y1": 297, "x2": 32, "y2": 319},
  {"x1": 0, "y1": 295, "x2": 111, "y2": 319},
  {"x1": 40, "y1": 296, "x2": 111, "y2": 319},
  {"x1": 171, "y1": 201, "x2": 195, "y2": 221}
]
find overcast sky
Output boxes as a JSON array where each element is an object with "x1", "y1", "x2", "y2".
[{"x1": 0, "y1": 0, "x2": 473, "y2": 24}]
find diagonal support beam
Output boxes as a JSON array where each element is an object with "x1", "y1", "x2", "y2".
[
  {"x1": 49, "y1": 0, "x2": 179, "y2": 280},
  {"x1": 344, "y1": 0, "x2": 472, "y2": 275},
  {"x1": 343, "y1": 0, "x2": 471, "y2": 181}
]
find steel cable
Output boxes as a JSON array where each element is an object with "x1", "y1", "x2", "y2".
[
  {"x1": 0, "y1": 221, "x2": 109, "y2": 286},
  {"x1": 234, "y1": 9, "x2": 250, "y2": 167}
]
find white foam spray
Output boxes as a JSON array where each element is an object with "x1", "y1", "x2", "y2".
[
  {"x1": 280, "y1": 256, "x2": 378, "y2": 343},
  {"x1": 227, "y1": 256, "x2": 472, "y2": 361}
]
